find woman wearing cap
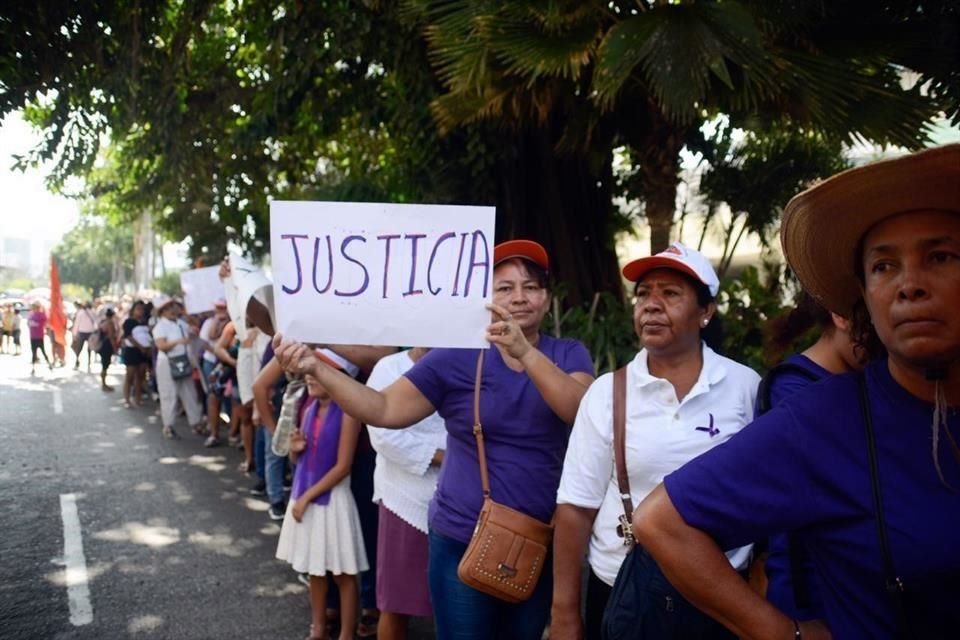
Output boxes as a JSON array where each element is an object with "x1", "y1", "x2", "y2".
[
  {"x1": 152, "y1": 296, "x2": 204, "y2": 439},
  {"x1": 632, "y1": 145, "x2": 960, "y2": 639},
  {"x1": 550, "y1": 243, "x2": 760, "y2": 640},
  {"x1": 273, "y1": 239, "x2": 595, "y2": 640}
]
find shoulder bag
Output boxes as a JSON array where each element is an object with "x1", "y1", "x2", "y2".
[
  {"x1": 167, "y1": 322, "x2": 193, "y2": 380},
  {"x1": 456, "y1": 349, "x2": 554, "y2": 604},
  {"x1": 602, "y1": 367, "x2": 737, "y2": 640}
]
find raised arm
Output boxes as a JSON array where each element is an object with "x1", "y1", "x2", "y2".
[
  {"x1": 633, "y1": 485, "x2": 831, "y2": 640},
  {"x1": 486, "y1": 302, "x2": 592, "y2": 424},
  {"x1": 273, "y1": 335, "x2": 434, "y2": 429},
  {"x1": 253, "y1": 357, "x2": 285, "y2": 432}
]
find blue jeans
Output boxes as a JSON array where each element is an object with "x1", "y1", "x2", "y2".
[
  {"x1": 428, "y1": 530, "x2": 552, "y2": 640},
  {"x1": 254, "y1": 426, "x2": 286, "y2": 505}
]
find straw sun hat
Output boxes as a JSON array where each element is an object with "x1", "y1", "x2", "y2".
[{"x1": 780, "y1": 144, "x2": 960, "y2": 317}]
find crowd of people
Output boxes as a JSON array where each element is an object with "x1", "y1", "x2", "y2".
[{"x1": 8, "y1": 144, "x2": 958, "y2": 640}]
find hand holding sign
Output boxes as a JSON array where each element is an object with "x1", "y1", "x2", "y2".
[
  {"x1": 485, "y1": 302, "x2": 534, "y2": 361},
  {"x1": 272, "y1": 334, "x2": 320, "y2": 378}
]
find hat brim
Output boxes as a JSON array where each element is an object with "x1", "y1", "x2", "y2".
[
  {"x1": 493, "y1": 240, "x2": 549, "y2": 271},
  {"x1": 781, "y1": 144, "x2": 960, "y2": 317},
  {"x1": 622, "y1": 256, "x2": 707, "y2": 289}
]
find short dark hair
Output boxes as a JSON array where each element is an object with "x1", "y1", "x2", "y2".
[{"x1": 496, "y1": 257, "x2": 549, "y2": 289}]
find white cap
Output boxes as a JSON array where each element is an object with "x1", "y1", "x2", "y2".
[
  {"x1": 621, "y1": 242, "x2": 720, "y2": 296},
  {"x1": 315, "y1": 348, "x2": 361, "y2": 379}
]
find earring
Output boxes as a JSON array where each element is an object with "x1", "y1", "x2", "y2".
[{"x1": 701, "y1": 318, "x2": 709, "y2": 327}]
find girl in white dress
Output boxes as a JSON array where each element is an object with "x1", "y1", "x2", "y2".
[{"x1": 276, "y1": 363, "x2": 369, "y2": 640}]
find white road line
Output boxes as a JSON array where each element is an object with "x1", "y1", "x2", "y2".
[
  {"x1": 52, "y1": 388, "x2": 63, "y2": 415},
  {"x1": 59, "y1": 494, "x2": 93, "y2": 626}
]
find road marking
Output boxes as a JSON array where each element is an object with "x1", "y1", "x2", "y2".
[
  {"x1": 59, "y1": 493, "x2": 93, "y2": 626},
  {"x1": 52, "y1": 388, "x2": 63, "y2": 415}
]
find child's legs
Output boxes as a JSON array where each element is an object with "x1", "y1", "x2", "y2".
[
  {"x1": 309, "y1": 574, "x2": 330, "y2": 632},
  {"x1": 331, "y1": 573, "x2": 359, "y2": 640}
]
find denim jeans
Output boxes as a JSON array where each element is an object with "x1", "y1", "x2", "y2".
[
  {"x1": 254, "y1": 426, "x2": 287, "y2": 505},
  {"x1": 428, "y1": 530, "x2": 552, "y2": 640}
]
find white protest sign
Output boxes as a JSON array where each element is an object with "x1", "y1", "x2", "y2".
[
  {"x1": 224, "y1": 255, "x2": 272, "y2": 341},
  {"x1": 270, "y1": 201, "x2": 495, "y2": 348},
  {"x1": 179, "y1": 266, "x2": 225, "y2": 314}
]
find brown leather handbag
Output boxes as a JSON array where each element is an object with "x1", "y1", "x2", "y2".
[{"x1": 456, "y1": 350, "x2": 554, "y2": 603}]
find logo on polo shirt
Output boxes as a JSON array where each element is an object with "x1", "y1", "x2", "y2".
[{"x1": 695, "y1": 413, "x2": 719, "y2": 437}]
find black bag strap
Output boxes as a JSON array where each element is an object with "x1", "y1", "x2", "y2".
[
  {"x1": 756, "y1": 362, "x2": 822, "y2": 415},
  {"x1": 612, "y1": 367, "x2": 635, "y2": 546},
  {"x1": 857, "y1": 373, "x2": 908, "y2": 638}
]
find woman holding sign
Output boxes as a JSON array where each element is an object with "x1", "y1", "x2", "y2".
[{"x1": 273, "y1": 239, "x2": 594, "y2": 640}]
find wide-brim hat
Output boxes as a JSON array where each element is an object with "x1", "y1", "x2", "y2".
[
  {"x1": 493, "y1": 240, "x2": 549, "y2": 272},
  {"x1": 152, "y1": 294, "x2": 178, "y2": 313},
  {"x1": 622, "y1": 242, "x2": 720, "y2": 297},
  {"x1": 781, "y1": 144, "x2": 960, "y2": 317}
]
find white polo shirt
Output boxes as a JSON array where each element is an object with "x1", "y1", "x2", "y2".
[{"x1": 556, "y1": 344, "x2": 760, "y2": 585}]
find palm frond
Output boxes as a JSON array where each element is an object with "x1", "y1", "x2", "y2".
[{"x1": 593, "y1": 2, "x2": 776, "y2": 123}]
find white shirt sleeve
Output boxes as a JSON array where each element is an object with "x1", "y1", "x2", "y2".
[
  {"x1": 366, "y1": 352, "x2": 445, "y2": 477},
  {"x1": 556, "y1": 374, "x2": 615, "y2": 509}
]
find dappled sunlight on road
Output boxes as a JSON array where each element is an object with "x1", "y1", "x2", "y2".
[
  {"x1": 92, "y1": 521, "x2": 181, "y2": 548},
  {"x1": 188, "y1": 454, "x2": 228, "y2": 473},
  {"x1": 128, "y1": 614, "x2": 165, "y2": 634},
  {"x1": 187, "y1": 530, "x2": 263, "y2": 558}
]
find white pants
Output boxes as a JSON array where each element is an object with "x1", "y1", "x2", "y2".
[{"x1": 156, "y1": 354, "x2": 203, "y2": 429}]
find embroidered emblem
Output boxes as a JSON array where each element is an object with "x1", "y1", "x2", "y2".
[{"x1": 695, "y1": 413, "x2": 719, "y2": 437}]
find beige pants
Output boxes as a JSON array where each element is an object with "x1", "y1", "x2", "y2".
[{"x1": 156, "y1": 354, "x2": 203, "y2": 429}]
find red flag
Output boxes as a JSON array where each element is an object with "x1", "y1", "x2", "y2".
[{"x1": 49, "y1": 256, "x2": 67, "y2": 349}]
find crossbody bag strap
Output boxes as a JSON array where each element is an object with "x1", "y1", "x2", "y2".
[
  {"x1": 612, "y1": 367, "x2": 635, "y2": 546},
  {"x1": 473, "y1": 349, "x2": 490, "y2": 498},
  {"x1": 857, "y1": 373, "x2": 908, "y2": 637}
]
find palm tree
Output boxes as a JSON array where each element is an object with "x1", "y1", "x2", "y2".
[{"x1": 402, "y1": 0, "x2": 956, "y2": 299}]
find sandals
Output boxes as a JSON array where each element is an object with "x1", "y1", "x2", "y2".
[
  {"x1": 306, "y1": 623, "x2": 324, "y2": 640},
  {"x1": 357, "y1": 609, "x2": 379, "y2": 638}
]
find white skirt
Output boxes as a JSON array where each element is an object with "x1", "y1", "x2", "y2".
[{"x1": 275, "y1": 477, "x2": 369, "y2": 576}]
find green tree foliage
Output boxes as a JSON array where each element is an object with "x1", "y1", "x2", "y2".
[
  {"x1": 2, "y1": 1, "x2": 957, "y2": 306},
  {"x1": 53, "y1": 217, "x2": 134, "y2": 297},
  {"x1": 405, "y1": 0, "x2": 958, "y2": 261}
]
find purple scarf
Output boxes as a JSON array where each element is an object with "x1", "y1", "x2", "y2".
[{"x1": 291, "y1": 397, "x2": 344, "y2": 506}]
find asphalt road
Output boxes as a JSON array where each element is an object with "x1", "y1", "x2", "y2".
[{"x1": 0, "y1": 348, "x2": 435, "y2": 640}]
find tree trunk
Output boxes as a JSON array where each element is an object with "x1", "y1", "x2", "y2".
[
  {"x1": 492, "y1": 118, "x2": 623, "y2": 306},
  {"x1": 634, "y1": 122, "x2": 685, "y2": 255}
]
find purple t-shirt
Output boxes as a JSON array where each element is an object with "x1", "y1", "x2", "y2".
[
  {"x1": 404, "y1": 336, "x2": 593, "y2": 544},
  {"x1": 28, "y1": 311, "x2": 47, "y2": 340},
  {"x1": 763, "y1": 354, "x2": 831, "y2": 620},
  {"x1": 665, "y1": 359, "x2": 960, "y2": 639}
]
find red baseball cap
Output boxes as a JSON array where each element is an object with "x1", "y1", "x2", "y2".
[{"x1": 493, "y1": 240, "x2": 549, "y2": 272}]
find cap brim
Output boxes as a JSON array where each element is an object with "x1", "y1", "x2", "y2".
[
  {"x1": 622, "y1": 256, "x2": 706, "y2": 288},
  {"x1": 493, "y1": 240, "x2": 549, "y2": 271},
  {"x1": 781, "y1": 144, "x2": 960, "y2": 317}
]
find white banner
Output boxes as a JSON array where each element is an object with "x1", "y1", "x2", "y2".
[
  {"x1": 179, "y1": 266, "x2": 224, "y2": 314},
  {"x1": 270, "y1": 201, "x2": 495, "y2": 348}
]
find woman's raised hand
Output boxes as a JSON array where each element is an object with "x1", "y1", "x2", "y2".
[
  {"x1": 485, "y1": 302, "x2": 532, "y2": 360},
  {"x1": 272, "y1": 334, "x2": 320, "y2": 377}
]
